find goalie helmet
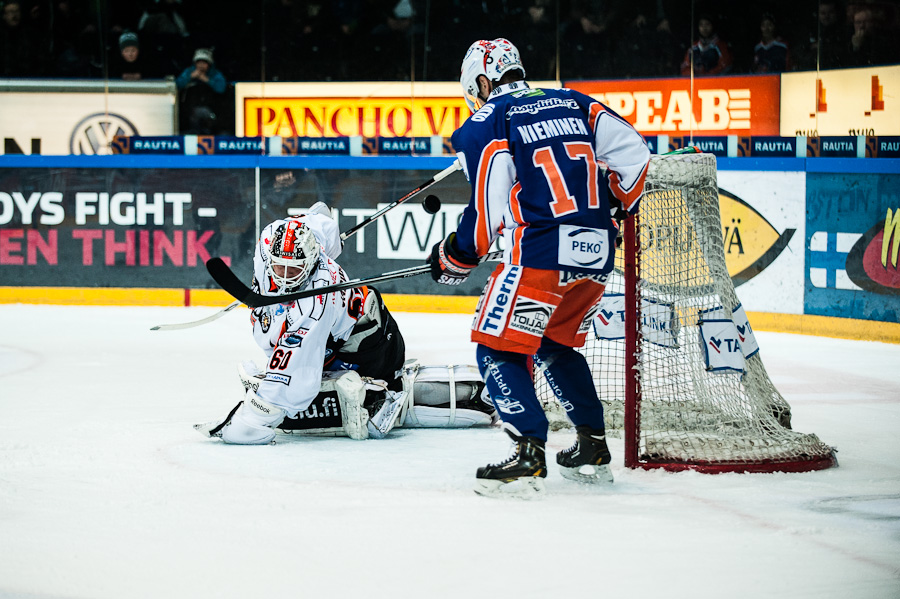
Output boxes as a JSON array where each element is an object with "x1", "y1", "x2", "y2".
[
  {"x1": 265, "y1": 220, "x2": 320, "y2": 292},
  {"x1": 460, "y1": 38, "x2": 526, "y2": 113}
]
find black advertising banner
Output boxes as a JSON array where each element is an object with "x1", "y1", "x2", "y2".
[
  {"x1": 0, "y1": 168, "x2": 257, "y2": 288},
  {"x1": 256, "y1": 167, "x2": 492, "y2": 296},
  {"x1": 0, "y1": 162, "x2": 493, "y2": 296}
]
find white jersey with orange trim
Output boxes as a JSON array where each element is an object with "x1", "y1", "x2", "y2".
[
  {"x1": 449, "y1": 82, "x2": 650, "y2": 275},
  {"x1": 247, "y1": 216, "x2": 365, "y2": 417}
]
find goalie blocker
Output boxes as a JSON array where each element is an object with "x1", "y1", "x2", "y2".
[{"x1": 236, "y1": 360, "x2": 495, "y2": 439}]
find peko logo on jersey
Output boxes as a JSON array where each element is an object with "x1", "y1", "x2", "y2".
[
  {"x1": 509, "y1": 297, "x2": 554, "y2": 337},
  {"x1": 559, "y1": 225, "x2": 609, "y2": 269},
  {"x1": 475, "y1": 265, "x2": 522, "y2": 336}
]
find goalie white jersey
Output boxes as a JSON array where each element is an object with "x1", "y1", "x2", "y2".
[{"x1": 249, "y1": 214, "x2": 365, "y2": 418}]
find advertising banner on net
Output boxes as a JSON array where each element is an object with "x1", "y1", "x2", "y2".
[
  {"x1": 780, "y1": 65, "x2": 900, "y2": 137},
  {"x1": 0, "y1": 82, "x2": 176, "y2": 155}
]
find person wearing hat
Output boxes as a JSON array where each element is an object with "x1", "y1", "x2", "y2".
[
  {"x1": 176, "y1": 48, "x2": 227, "y2": 133},
  {"x1": 110, "y1": 30, "x2": 156, "y2": 80},
  {"x1": 176, "y1": 48, "x2": 226, "y2": 94}
]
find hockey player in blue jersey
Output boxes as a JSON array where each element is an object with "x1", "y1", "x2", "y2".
[{"x1": 428, "y1": 38, "x2": 651, "y2": 497}]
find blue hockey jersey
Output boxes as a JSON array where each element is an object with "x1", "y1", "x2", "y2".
[{"x1": 450, "y1": 82, "x2": 650, "y2": 275}]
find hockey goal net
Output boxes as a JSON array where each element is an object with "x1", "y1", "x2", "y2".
[{"x1": 538, "y1": 150, "x2": 837, "y2": 473}]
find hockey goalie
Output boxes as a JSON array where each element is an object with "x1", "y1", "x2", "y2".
[{"x1": 194, "y1": 203, "x2": 495, "y2": 444}]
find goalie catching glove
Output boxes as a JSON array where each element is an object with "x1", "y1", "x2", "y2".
[{"x1": 428, "y1": 233, "x2": 479, "y2": 286}]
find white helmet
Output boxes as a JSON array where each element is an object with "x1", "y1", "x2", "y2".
[
  {"x1": 265, "y1": 220, "x2": 320, "y2": 292},
  {"x1": 459, "y1": 38, "x2": 525, "y2": 113}
]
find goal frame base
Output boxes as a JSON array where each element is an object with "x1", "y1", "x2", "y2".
[{"x1": 629, "y1": 454, "x2": 838, "y2": 474}]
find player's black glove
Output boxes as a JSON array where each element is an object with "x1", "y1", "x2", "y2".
[
  {"x1": 609, "y1": 195, "x2": 629, "y2": 248},
  {"x1": 428, "y1": 233, "x2": 479, "y2": 286}
]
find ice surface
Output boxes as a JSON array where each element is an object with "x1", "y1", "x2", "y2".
[{"x1": 0, "y1": 305, "x2": 898, "y2": 599}]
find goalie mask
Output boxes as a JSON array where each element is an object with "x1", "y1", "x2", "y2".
[
  {"x1": 265, "y1": 221, "x2": 320, "y2": 292},
  {"x1": 459, "y1": 38, "x2": 525, "y2": 113}
]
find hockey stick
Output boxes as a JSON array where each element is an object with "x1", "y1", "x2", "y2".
[
  {"x1": 150, "y1": 163, "x2": 460, "y2": 330},
  {"x1": 150, "y1": 300, "x2": 242, "y2": 331},
  {"x1": 207, "y1": 250, "x2": 503, "y2": 308}
]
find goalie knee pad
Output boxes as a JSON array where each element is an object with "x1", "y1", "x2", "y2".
[
  {"x1": 325, "y1": 370, "x2": 370, "y2": 440},
  {"x1": 399, "y1": 362, "x2": 494, "y2": 428}
]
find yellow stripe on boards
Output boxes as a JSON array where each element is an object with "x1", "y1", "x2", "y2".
[{"x1": 0, "y1": 287, "x2": 897, "y2": 344}]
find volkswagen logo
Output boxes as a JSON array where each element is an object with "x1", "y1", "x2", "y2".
[{"x1": 69, "y1": 113, "x2": 138, "y2": 155}]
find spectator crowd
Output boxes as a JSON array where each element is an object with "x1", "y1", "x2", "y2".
[{"x1": 1, "y1": 0, "x2": 898, "y2": 131}]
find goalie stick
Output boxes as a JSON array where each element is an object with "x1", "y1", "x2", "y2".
[
  {"x1": 150, "y1": 162, "x2": 459, "y2": 330},
  {"x1": 206, "y1": 250, "x2": 504, "y2": 308}
]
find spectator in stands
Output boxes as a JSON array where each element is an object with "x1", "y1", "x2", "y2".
[
  {"x1": 0, "y1": 0, "x2": 39, "y2": 76},
  {"x1": 798, "y1": 0, "x2": 849, "y2": 70},
  {"x1": 367, "y1": 0, "x2": 422, "y2": 80},
  {"x1": 847, "y1": 5, "x2": 894, "y2": 67},
  {"x1": 515, "y1": 0, "x2": 556, "y2": 80},
  {"x1": 108, "y1": 31, "x2": 157, "y2": 80},
  {"x1": 138, "y1": 0, "x2": 191, "y2": 76},
  {"x1": 680, "y1": 13, "x2": 732, "y2": 76},
  {"x1": 51, "y1": 0, "x2": 102, "y2": 77},
  {"x1": 615, "y1": 0, "x2": 679, "y2": 78},
  {"x1": 752, "y1": 12, "x2": 791, "y2": 73},
  {"x1": 176, "y1": 48, "x2": 227, "y2": 134},
  {"x1": 559, "y1": 0, "x2": 620, "y2": 79}
]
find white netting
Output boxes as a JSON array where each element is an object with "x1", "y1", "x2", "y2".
[{"x1": 538, "y1": 152, "x2": 835, "y2": 469}]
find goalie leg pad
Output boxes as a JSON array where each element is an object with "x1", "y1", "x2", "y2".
[
  {"x1": 399, "y1": 362, "x2": 495, "y2": 428},
  {"x1": 195, "y1": 390, "x2": 286, "y2": 445},
  {"x1": 237, "y1": 360, "x2": 264, "y2": 393},
  {"x1": 326, "y1": 371, "x2": 369, "y2": 440}
]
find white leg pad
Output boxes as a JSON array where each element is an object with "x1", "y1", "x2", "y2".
[
  {"x1": 398, "y1": 362, "x2": 494, "y2": 428},
  {"x1": 404, "y1": 406, "x2": 493, "y2": 428},
  {"x1": 221, "y1": 390, "x2": 286, "y2": 445}
]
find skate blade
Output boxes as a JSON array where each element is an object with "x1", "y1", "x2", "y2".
[
  {"x1": 193, "y1": 421, "x2": 222, "y2": 438},
  {"x1": 559, "y1": 464, "x2": 614, "y2": 484},
  {"x1": 474, "y1": 477, "x2": 546, "y2": 499}
]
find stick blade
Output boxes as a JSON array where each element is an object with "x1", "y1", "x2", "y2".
[{"x1": 206, "y1": 258, "x2": 253, "y2": 305}]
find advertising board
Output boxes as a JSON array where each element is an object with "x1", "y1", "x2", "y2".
[
  {"x1": 234, "y1": 81, "x2": 557, "y2": 139},
  {"x1": 780, "y1": 65, "x2": 900, "y2": 137},
  {"x1": 0, "y1": 80, "x2": 177, "y2": 155},
  {"x1": 716, "y1": 171, "x2": 805, "y2": 314},
  {"x1": 805, "y1": 172, "x2": 900, "y2": 322},
  {"x1": 565, "y1": 75, "x2": 780, "y2": 137}
]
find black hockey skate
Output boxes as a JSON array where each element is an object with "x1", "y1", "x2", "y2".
[
  {"x1": 475, "y1": 425, "x2": 547, "y2": 498},
  {"x1": 556, "y1": 426, "x2": 614, "y2": 484}
]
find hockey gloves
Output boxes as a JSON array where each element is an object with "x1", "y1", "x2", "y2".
[
  {"x1": 609, "y1": 194, "x2": 629, "y2": 248},
  {"x1": 428, "y1": 233, "x2": 479, "y2": 286}
]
